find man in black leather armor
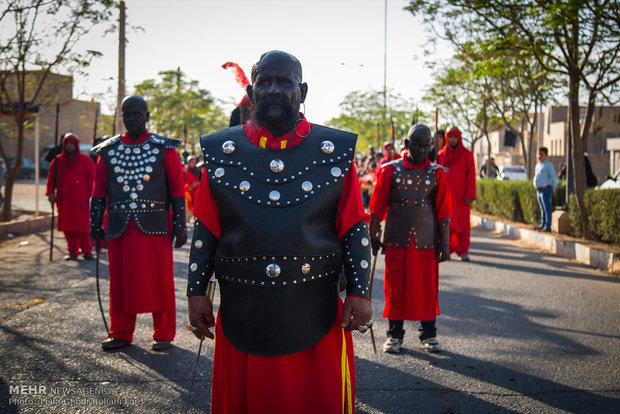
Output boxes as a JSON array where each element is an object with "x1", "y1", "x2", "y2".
[
  {"x1": 90, "y1": 95, "x2": 187, "y2": 351},
  {"x1": 369, "y1": 124, "x2": 451, "y2": 354},
  {"x1": 187, "y1": 50, "x2": 372, "y2": 412}
]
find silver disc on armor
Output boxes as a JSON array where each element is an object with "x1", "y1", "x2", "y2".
[
  {"x1": 222, "y1": 140, "x2": 236, "y2": 154},
  {"x1": 239, "y1": 181, "x2": 250, "y2": 192},
  {"x1": 136, "y1": 184, "x2": 144, "y2": 191},
  {"x1": 320, "y1": 140, "x2": 335, "y2": 154},
  {"x1": 122, "y1": 185, "x2": 130, "y2": 192},
  {"x1": 145, "y1": 165, "x2": 153, "y2": 173},
  {"x1": 129, "y1": 202, "x2": 137, "y2": 210},
  {"x1": 149, "y1": 156, "x2": 156, "y2": 163},
  {"x1": 152, "y1": 148, "x2": 160, "y2": 154},
  {"x1": 270, "y1": 159, "x2": 284, "y2": 173},
  {"x1": 331, "y1": 167, "x2": 342, "y2": 177},
  {"x1": 190, "y1": 263, "x2": 198, "y2": 272},
  {"x1": 133, "y1": 147, "x2": 141, "y2": 154},
  {"x1": 265, "y1": 264, "x2": 281, "y2": 278},
  {"x1": 269, "y1": 190, "x2": 281, "y2": 201},
  {"x1": 214, "y1": 167, "x2": 225, "y2": 178},
  {"x1": 129, "y1": 192, "x2": 138, "y2": 200},
  {"x1": 301, "y1": 263, "x2": 311, "y2": 274},
  {"x1": 143, "y1": 174, "x2": 151, "y2": 182},
  {"x1": 301, "y1": 181, "x2": 313, "y2": 192},
  {"x1": 194, "y1": 240, "x2": 203, "y2": 249},
  {"x1": 361, "y1": 237, "x2": 369, "y2": 247},
  {"x1": 360, "y1": 260, "x2": 369, "y2": 269},
  {"x1": 143, "y1": 144, "x2": 150, "y2": 150},
  {"x1": 116, "y1": 176, "x2": 124, "y2": 183}
]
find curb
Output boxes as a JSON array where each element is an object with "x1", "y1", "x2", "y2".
[
  {"x1": 471, "y1": 213, "x2": 619, "y2": 274},
  {"x1": 0, "y1": 212, "x2": 51, "y2": 239}
]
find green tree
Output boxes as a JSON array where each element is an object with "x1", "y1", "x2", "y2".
[
  {"x1": 0, "y1": 0, "x2": 116, "y2": 222},
  {"x1": 407, "y1": 0, "x2": 620, "y2": 238},
  {"x1": 133, "y1": 69, "x2": 227, "y2": 148},
  {"x1": 326, "y1": 88, "x2": 424, "y2": 152}
]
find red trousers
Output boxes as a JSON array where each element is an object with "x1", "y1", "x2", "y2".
[
  {"x1": 108, "y1": 310, "x2": 176, "y2": 343},
  {"x1": 450, "y1": 217, "x2": 471, "y2": 256},
  {"x1": 64, "y1": 231, "x2": 92, "y2": 256}
]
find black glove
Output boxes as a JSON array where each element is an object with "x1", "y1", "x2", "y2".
[
  {"x1": 371, "y1": 237, "x2": 383, "y2": 256},
  {"x1": 436, "y1": 244, "x2": 449, "y2": 262},
  {"x1": 171, "y1": 197, "x2": 187, "y2": 248},
  {"x1": 90, "y1": 197, "x2": 106, "y2": 244}
]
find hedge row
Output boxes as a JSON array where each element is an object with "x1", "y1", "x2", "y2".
[
  {"x1": 473, "y1": 179, "x2": 620, "y2": 246},
  {"x1": 473, "y1": 179, "x2": 566, "y2": 225}
]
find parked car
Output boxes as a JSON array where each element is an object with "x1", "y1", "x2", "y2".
[
  {"x1": 497, "y1": 165, "x2": 527, "y2": 181},
  {"x1": 8, "y1": 157, "x2": 36, "y2": 179},
  {"x1": 599, "y1": 170, "x2": 620, "y2": 189}
]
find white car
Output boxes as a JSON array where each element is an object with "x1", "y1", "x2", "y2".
[
  {"x1": 498, "y1": 165, "x2": 527, "y2": 180},
  {"x1": 599, "y1": 170, "x2": 620, "y2": 189}
]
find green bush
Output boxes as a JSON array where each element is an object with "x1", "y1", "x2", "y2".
[
  {"x1": 585, "y1": 189, "x2": 620, "y2": 244},
  {"x1": 568, "y1": 194, "x2": 582, "y2": 238}
]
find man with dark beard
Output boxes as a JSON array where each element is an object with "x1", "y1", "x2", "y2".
[
  {"x1": 187, "y1": 50, "x2": 372, "y2": 413},
  {"x1": 46, "y1": 133, "x2": 96, "y2": 260}
]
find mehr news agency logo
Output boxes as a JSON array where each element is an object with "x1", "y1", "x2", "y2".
[{"x1": 8, "y1": 384, "x2": 144, "y2": 407}]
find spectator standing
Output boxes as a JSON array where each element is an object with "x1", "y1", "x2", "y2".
[{"x1": 533, "y1": 147, "x2": 557, "y2": 232}]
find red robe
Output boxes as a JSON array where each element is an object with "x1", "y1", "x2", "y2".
[
  {"x1": 193, "y1": 117, "x2": 368, "y2": 414},
  {"x1": 184, "y1": 166, "x2": 201, "y2": 212},
  {"x1": 46, "y1": 136, "x2": 95, "y2": 232},
  {"x1": 437, "y1": 135, "x2": 476, "y2": 255},
  {"x1": 369, "y1": 156, "x2": 451, "y2": 321},
  {"x1": 92, "y1": 131, "x2": 185, "y2": 314}
]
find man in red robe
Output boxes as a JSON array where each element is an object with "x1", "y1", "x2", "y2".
[
  {"x1": 46, "y1": 133, "x2": 95, "y2": 260},
  {"x1": 187, "y1": 50, "x2": 373, "y2": 414},
  {"x1": 369, "y1": 124, "x2": 451, "y2": 353},
  {"x1": 90, "y1": 95, "x2": 187, "y2": 351},
  {"x1": 437, "y1": 127, "x2": 476, "y2": 261}
]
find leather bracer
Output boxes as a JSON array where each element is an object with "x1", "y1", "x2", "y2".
[
  {"x1": 187, "y1": 219, "x2": 217, "y2": 296},
  {"x1": 90, "y1": 197, "x2": 107, "y2": 240},
  {"x1": 439, "y1": 218, "x2": 450, "y2": 246},
  {"x1": 171, "y1": 197, "x2": 187, "y2": 235},
  {"x1": 341, "y1": 220, "x2": 372, "y2": 299}
]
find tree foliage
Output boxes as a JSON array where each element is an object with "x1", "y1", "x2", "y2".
[
  {"x1": 0, "y1": 0, "x2": 117, "y2": 222},
  {"x1": 326, "y1": 88, "x2": 424, "y2": 152},
  {"x1": 407, "y1": 0, "x2": 620, "y2": 237},
  {"x1": 133, "y1": 69, "x2": 227, "y2": 147}
]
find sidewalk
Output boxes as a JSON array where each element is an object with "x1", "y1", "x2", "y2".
[{"x1": 471, "y1": 212, "x2": 620, "y2": 275}]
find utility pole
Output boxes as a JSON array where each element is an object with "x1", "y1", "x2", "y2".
[{"x1": 115, "y1": 1, "x2": 126, "y2": 134}]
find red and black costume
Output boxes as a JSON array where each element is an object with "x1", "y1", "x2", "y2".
[
  {"x1": 90, "y1": 131, "x2": 185, "y2": 343},
  {"x1": 183, "y1": 161, "x2": 201, "y2": 213},
  {"x1": 437, "y1": 128, "x2": 476, "y2": 257},
  {"x1": 46, "y1": 134, "x2": 95, "y2": 257},
  {"x1": 369, "y1": 156, "x2": 451, "y2": 340},
  {"x1": 188, "y1": 117, "x2": 371, "y2": 414}
]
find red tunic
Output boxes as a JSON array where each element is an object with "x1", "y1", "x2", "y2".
[
  {"x1": 369, "y1": 156, "x2": 451, "y2": 321},
  {"x1": 46, "y1": 138, "x2": 95, "y2": 232},
  {"x1": 193, "y1": 118, "x2": 368, "y2": 414},
  {"x1": 92, "y1": 131, "x2": 185, "y2": 314}
]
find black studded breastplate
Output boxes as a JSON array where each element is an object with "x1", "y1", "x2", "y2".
[
  {"x1": 382, "y1": 160, "x2": 438, "y2": 249},
  {"x1": 200, "y1": 124, "x2": 358, "y2": 356},
  {"x1": 93, "y1": 134, "x2": 182, "y2": 239}
]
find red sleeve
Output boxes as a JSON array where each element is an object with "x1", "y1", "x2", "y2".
[
  {"x1": 192, "y1": 173, "x2": 222, "y2": 239},
  {"x1": 465, "y1": 152, "x2": 477, "y2": 200},
  {"x1": 368, "y1": 164, "x2": 394, "y2": 221},
  {"x1": 86, "y1": 155, "x2": 96, "y2": 196},
  {"x1": 92, "y1": 155, "x2": 109, "y2": 197},
  {"x1": 335, "y1": 162, "x2": 370, "y2": 240},
  {"x1": 45, "y1": 159, "x2": 57, "y2": 196},
  {"x1": 434, "y1": 168, "x2": 451, "y2": 222},
  {"x1": 165, "y1": 148, "x2": 185, "y2": 198}
]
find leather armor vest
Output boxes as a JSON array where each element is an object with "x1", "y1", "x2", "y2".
[
  {"x1": 92, "y1": 134, "x2": 182, "y2": 239},
  {"x1": 382, "y1": 159, "x2": 439, "y2": 249},
  {"x1": 200, "y1": 124, "x2": 357, "y2": 356}
]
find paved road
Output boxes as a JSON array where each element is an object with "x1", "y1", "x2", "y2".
[
  {"x1": 3, "y1": 178, "x2": 51, "y2": 214},
  {"x1": 0, "y1": 226, "x2": 619, "y2": 413}
]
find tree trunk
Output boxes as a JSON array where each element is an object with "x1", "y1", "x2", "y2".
[
  {"x1": 2, "y1": 176, "x2": 15, "y2": 222},
  {"x1": 569, "y1": 78, "x2": 590, "y2": 239}
]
